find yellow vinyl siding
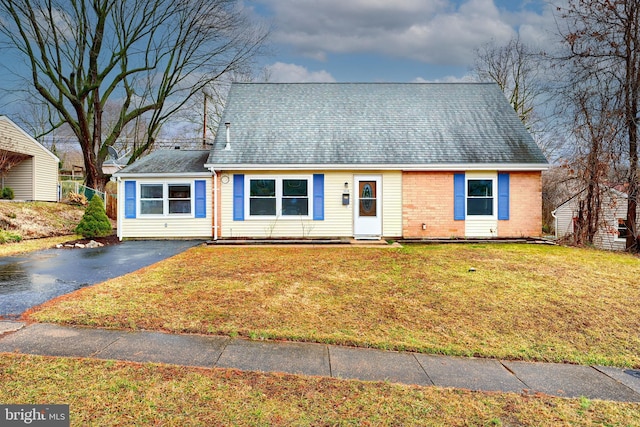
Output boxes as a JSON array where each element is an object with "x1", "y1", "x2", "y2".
[
  {"x1": 119, "y1": 217, "x2": 212, "y2": 239},
  {"x1": 465, "y1": 219, "x2": 498, "y2": 238},
  {"x1": 219, "y1": 170, "x2": 402, "y2": 239},
  {"x1": 118, "y1": 177, "x2": 212, "y2": 239},
  {"x1": 381, "y1": 171, "x2": 402, "y2": 237}
]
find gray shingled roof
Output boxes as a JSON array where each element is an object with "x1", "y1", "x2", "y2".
[
  {"x1": 115, "y1": 150, "x2": 210, "y2": 175},
  {"x1": 206, "y1": 82, "x2": 548, "y2": 168}
]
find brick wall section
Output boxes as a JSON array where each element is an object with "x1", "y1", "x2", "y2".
[
  {"x1": 402, "y1": 171, "x2": 543, "y2": 238},
  {"x1": 402, "y1": 171, "x2": 464, "y2": 238},
  {"x1": 498, "y1": 171, "x2": 543, "y2": 237}
]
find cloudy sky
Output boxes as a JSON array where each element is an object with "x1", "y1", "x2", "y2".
[{"x1": 250, "y1": 0, "x2": 558, "y2": 83}]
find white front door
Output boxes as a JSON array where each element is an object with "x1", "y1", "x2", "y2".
[{"x1": 353, "y1": 175, "x2": 382, "y2": 239}]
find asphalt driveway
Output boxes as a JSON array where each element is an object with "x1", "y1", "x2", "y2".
[{"x1": 0, "y1": 240, "x2": 201, "y2": 319}]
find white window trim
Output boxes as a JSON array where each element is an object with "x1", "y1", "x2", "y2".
[
  {"x1": 616, "y1": 218, "x2": 628, "y2": 241},
  {"x1": 138, "y1": 181, "x2": 195, "y2": 218},
  {"x1": 244, "y1": 175, "x2": 313, "y2": 220},
  {"x1": 465, "y1": 174, "x2": 497, "y2": 220}
]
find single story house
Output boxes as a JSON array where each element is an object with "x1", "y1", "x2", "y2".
[
  {"x1": 553, "y1": 187, "x2": 638, "y2": 251},
  {"x1": 113, "y1": 149, "x2": 211, "y2": 239},
  {"x1": 114, "y1": 82, "x2": 549, "y2": 241},
  {"x1": 0, "y1": 115, "x2": 59, "y2": 201}
]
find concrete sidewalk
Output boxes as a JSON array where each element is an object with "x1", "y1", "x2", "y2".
[{"x1": 1, "y1": 322, "x2": 640, "y2": 403}]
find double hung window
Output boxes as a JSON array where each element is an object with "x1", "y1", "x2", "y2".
[
  {"x1": 140, "y1": 183, "x2": 192, "y2": 216},
  {"x1": 282, "y1": 179, "x2": 309, "y2": 216},
  {"x1": 168, "y1": 185, "x2": 191, "y2": 214},
  {"x1": 249, "y1": 179, "x2": 276, "y2": 216},
  {"x1": 467, "y1": 179, "x2": 494, "y2": 216},
  {"x1": 617, "y1": 218, "x2": 629, "y2": 240},
  {"x1": 247, "y1": 176, "x2": 310, "y2": 218},
  {"x1": 140, "y1": 184, "x2": 164, "y2": 215}
]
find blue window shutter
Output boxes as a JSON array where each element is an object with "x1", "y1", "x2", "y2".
[
  {"x1": 233, "y1": 174, "x2": 244, "y2": 221},
  {"x1": 313, "y1": 174, "x2": 324, "y2": 220},
  {"x1": 124, "y1": 181, "x2": 136, "y2": 219},
  {"x1": 454, "y1": 173, "x2": 465, "y2": 220},
  {"x1": 194, "y1": 180, "x2": 206, "y2": 218},
  {"x1": 498, "y1": 173, "x2": 510, "y2": 220}
]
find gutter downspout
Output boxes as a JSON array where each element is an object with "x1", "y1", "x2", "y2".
[
  {"x1": 551, "y1": 209, "x2": 557, "y2": 239},
  {"x1": 114, "y1": 176, "x2": 122, "y2": 241},
  {"x1": 211, "y1": 168, "x2": 218, "y2": 241}
]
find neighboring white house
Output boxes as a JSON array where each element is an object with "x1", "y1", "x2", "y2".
[
  {"x1": 553, "y1": 187, "x2": 639, "y2": 251},
  {"x1": 0, "y1": 116, "x2": 59, "y2": 201}
]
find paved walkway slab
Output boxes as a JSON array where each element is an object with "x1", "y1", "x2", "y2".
[
  {"x1": 0, "y1": 323, "x2": 126, "y2": 357},
  {"x1": 95, "y1": 331, "x2": 229, "y2": 368},
  {"x1": 503, "y1": 361, "x2": 640, "y2": 402},
  {"x1": 594, "y1": 366, "x2": 640, "y2": 396},
  {"x1": 216, "y1": 339, "x2": 330, "y2": 377},
  {"x1": 2, "y1": 324, "x2": 640, "y2": 403},
  {"x1": 416, "y1": 354, "x2": 528, "y2": 393},
  {"x1": 329, "y1": 346, "x2": 432, "y2": 386}
]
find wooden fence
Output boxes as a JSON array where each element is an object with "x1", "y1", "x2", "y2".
[{"x1": 105, "y1": 192, "x2": 117, "y2": 220}]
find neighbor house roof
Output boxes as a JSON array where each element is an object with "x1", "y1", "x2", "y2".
[
  {"x1": 555, "y1": 184, "x2": 629, "y2": 211},
  {"x1": 205, "y1": 82, "x2": 549, "y2": 171},
  {"x1": 114, "y1": 149, "x2": 210, "y2": 176},
  {"x1": 0, "y1": 115, "x2": 60, "y2": 162}
]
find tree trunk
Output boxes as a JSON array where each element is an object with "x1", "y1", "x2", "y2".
[
  {"x1": 626, "y1": 122, "x2": 639, "y2": 250},
  {"x1": 625, "y1": 2, "x2": 640, "y2": 251}
]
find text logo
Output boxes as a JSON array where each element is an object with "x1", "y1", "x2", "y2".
[{"x1": 1, "y1": 405, "x2": 69, "y2": 426}]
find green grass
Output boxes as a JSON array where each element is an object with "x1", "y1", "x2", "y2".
[
  {"x1": 1, "y1": 353, "x2": 638, "y2": 426},
  {"x1": 29, "y1": 243, "x2": 640, "y2": 367},
  {"x1": 0, "y1": 235, "x2": 80, "y2": 256},
  {"x1": 0, "y1": 229, "x2": 22, "y2": 243}
]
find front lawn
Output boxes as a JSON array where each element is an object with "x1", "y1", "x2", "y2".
[
  {"x1": 0, "y1": 235, "x2": 81, "y2": 257},
  {"x1": 28, "y1": 244, "x2": 640, "y2": 367},
  {"x1": 1, "y1": 354, "x2": 638, "y2": 426}
]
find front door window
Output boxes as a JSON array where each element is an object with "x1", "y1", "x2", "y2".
[{"x1": 359, "y1": 181, "x2": 377, "y2": 217}]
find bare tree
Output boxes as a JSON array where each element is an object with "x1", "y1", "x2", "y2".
[
  {"x1": 473, "y1": 36, "x2": 562, "y2": 161},
  {"x1": 563, "y1": 80, "x2": 621, "y2": 245},
  {"x1": 556, "y1": 0, "x2": 640, "y2": 251},
  {"x1": 0, "y1": 0, "x2": 268, "y2": 189},
  {"x1": 474, "y1": 37, "x2": 538, "y2": 124},
  {"x1": 173, "y1": 69, "x2": 259, "y2": 149},
  {"x1": 101, "y1": 101, "x2": 149, "y2": 158},
  {"x1": 13, "y1": 101, "x2": 54, "y2": 146},
  {"x1": 473, "y1": 36, "x2": 567, "y2": 237}
]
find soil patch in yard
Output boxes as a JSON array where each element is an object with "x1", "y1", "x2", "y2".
[{"x1": 58, "y1": 234, "x2": 120, "y2": 248}]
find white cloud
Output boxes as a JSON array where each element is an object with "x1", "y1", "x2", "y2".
[
  {"x1": 259, "y1": 0, "x2": 537, "y2": 66},
  {"x1": 265, "y1": 62, "x2": 336, "y2": 82},
  {"x1": 517, "y1": 3, "x2": 561, "y2": 49},
  {"x1": 412, "y1": 74, "x2": 478, "y2": 83}
]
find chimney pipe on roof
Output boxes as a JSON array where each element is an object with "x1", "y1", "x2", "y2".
[{"x1": 224, "y1": 122, "x2": 231, "y2": 151}]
